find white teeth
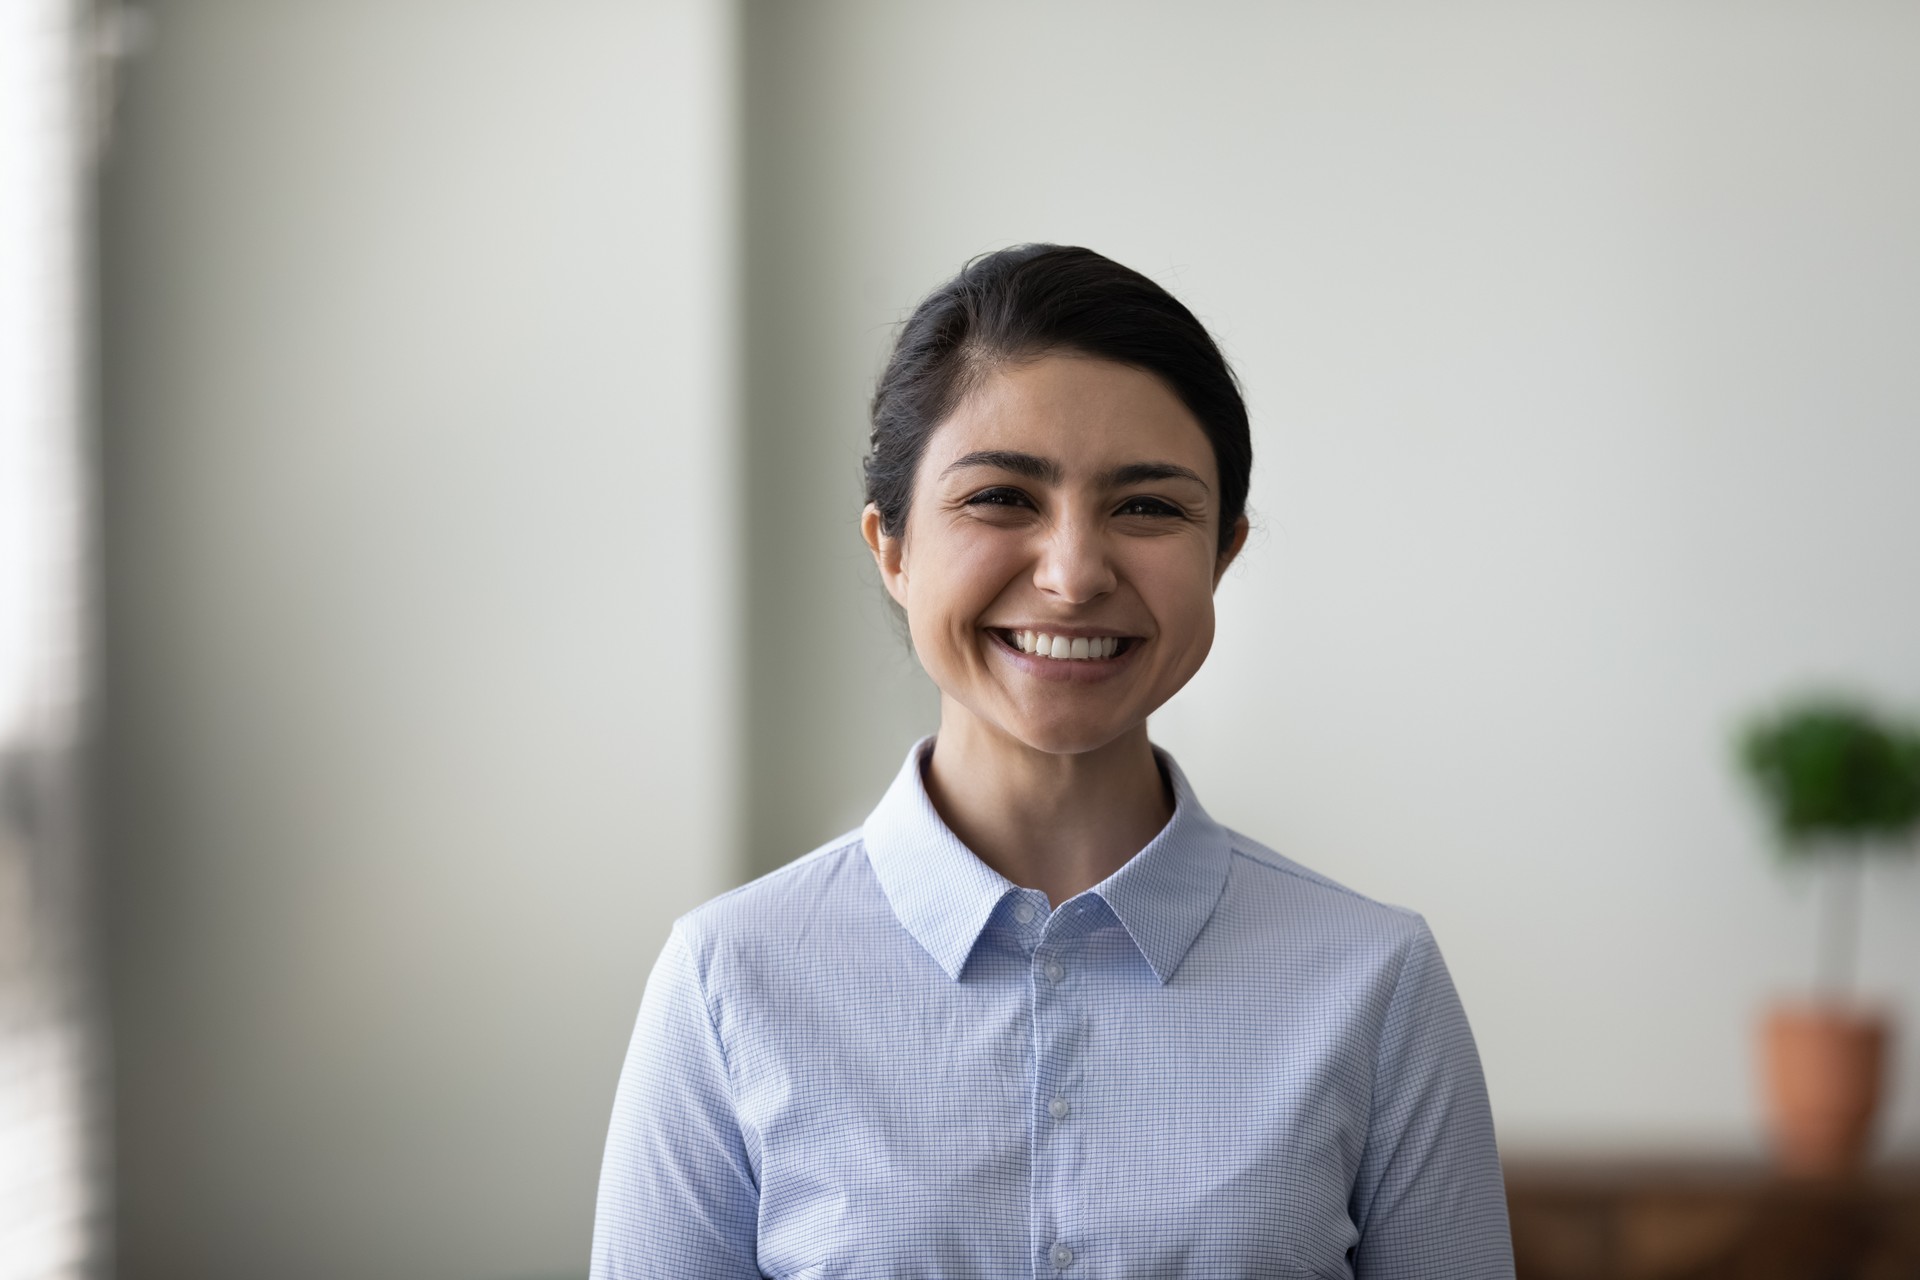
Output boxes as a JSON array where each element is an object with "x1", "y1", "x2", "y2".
[{"x1": 1008, "y1": 631, "x2": 1124, "y2": 661}]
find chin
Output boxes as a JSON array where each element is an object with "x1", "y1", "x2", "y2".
[{"x1": 997, "y1": 713, "x2": 1140, "y2": 758}]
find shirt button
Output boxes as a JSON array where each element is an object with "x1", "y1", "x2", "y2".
[
  {"x1": 1013, "y1": 902, "x2": 1036, "y2": 925},
  {"x1": 1044, "y1": 960, "x2": 1064, "y2": 983},
  {"x1": 1048, "y1": 1096, "x2": 1069, "y2": 1120},
  {"x1": 1050, "y1": 1243, "x2": 1074, "y2": 1269}
]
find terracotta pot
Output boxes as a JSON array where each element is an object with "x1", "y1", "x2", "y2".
[{"x1": 1759, "y1": 1002, "x2": 1889, "y2": 1176}]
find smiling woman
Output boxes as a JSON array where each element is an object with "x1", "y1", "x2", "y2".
[
  {"x1": 866, "y1": 353, "x2": 1243, "y2": 905},
  {"x1": 589, "y1": 246, "x2": 1515, "y2": 1279}
]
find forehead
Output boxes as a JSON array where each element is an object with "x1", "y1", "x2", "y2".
[{"x1": 922, "y1": 355, "x2": 1216, "y2": 482}]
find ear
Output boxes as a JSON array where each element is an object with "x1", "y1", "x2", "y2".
[
  {"x1": 1212, "y1": 515, "x2": 1250, "y2": 588},
  {"x1": 862, "y1": 504, "x2": 910, "y2": 609}
]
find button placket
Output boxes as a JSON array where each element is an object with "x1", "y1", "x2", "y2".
[{"x1": 1030, "y1": 917, "x2": 1087, "y2": 1279}]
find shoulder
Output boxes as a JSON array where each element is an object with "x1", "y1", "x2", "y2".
[
  {"x1": 1215, "y1": 825, "x2": 1433, "y2": 960},
  {"x1": 1205, "y1": 830, "x2": 1467, "y2": 1056},
  {"x1": 667, "y1": 828, "x2": 892, "y2": 981}
]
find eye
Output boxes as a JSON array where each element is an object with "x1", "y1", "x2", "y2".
[
  {"x1": 1114, "y1": 495, "x2": 1182, "y2": 517},
  {"x1": 966, "y1": 486, "x2": 1035, "y2": 509}
]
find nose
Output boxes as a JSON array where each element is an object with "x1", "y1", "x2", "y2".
[{"x1": 1032, "y1": 515, "x2": 1117, "y2": 604}]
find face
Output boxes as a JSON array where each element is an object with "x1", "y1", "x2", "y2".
[{"x1": 863, "y1": 354, "x2": 1248, "y2": 757}]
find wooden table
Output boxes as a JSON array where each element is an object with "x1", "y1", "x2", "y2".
[{"x1": 1503, "y1": 1159, "x2": 1920, "y2": 1280}]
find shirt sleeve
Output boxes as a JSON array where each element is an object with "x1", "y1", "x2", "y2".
[
  {"x1": 1349, "y1": 917, "x2": 1514, "y2": 1279},
  {"x1": 589, "y1": 924, "x2": 761, "y2": 1280}
]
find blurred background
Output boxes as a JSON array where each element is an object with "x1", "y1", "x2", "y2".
[{"x1": 4, "y1": 0, "x2": 1917, "y2": 1277}]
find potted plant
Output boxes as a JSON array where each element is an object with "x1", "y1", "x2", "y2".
[{"x1": 1736, "y1": 696, "x2": 1920, "y2": 1174}]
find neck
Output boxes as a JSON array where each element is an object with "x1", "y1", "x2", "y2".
[{"x1": 923, "y1": 700, "x2": 1173, "y2": 905}]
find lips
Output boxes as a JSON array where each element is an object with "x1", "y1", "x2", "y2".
[{"x1": 992, "y1": 628, "x2": 1137, "y2": 662}]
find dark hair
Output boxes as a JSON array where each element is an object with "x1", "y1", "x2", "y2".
[{"x1": 866, "y1": 244, "x2": 1252, "y2": 556}]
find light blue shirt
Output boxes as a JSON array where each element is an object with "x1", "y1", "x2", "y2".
[{"x1": 591, "y1": 740, "x2": 1512, "y2": 1279}]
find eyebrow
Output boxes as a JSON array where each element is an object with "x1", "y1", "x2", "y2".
[
  {"x1": 942, "y1": 450, "x2": 1209, "y2": 491},
  {"x1": 1104, "y1": 461, "x2": 1209, "y2": 490},
  {"x1": 942, "y1": 449, "x2": 1062, "y2": 483}
]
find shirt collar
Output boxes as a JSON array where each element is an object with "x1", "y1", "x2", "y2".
[{"x1": 861, "y1": 736, "x2": 1232, "y2": 985}]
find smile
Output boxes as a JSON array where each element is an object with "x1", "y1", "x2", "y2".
[{"x1": 993, "y1": 629, "x2": 1135, "y2": 662}]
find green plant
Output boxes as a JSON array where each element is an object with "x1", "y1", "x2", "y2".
[{"x1": 1737, "y1": 697, "x2": 1920, "y2": 995}]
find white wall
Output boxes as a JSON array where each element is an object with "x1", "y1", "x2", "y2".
[
  {"x1": 97, "y1": 8, "x2": 1920, "y2": 1274},
  {"x1": 739, "y1": 1, "x2": 1920, "y2": 1155},
  {"x1": 100, "y1": 3, "x2": 737, "y2": 1277}
]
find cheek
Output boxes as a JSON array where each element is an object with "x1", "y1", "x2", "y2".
[
  {"x1": 1137, "y1": 546, "x2": 1220, "y2": 646},
  {"x1": 908, "y1": 523, "x2": 1022, "y2": 620},
  {"x1": 900, "y1": 526, "x2": 1017, "y2": 664}
]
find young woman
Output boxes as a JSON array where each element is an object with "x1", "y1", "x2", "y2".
[{"x1": 590, "y1": 245, "x2": 1513, "y2": 1279}]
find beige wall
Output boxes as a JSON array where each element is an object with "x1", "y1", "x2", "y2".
[
  {"x1": 739, "y1": 0, "x2": 1920, "y2": 1154},
  {"x1": 99, "y1": 2, "x2": 737, "y2": 1277}
]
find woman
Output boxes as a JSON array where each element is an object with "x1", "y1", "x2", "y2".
[{"x1": 590, "y1": 245, "x2": 1513, "y2": 1279}]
